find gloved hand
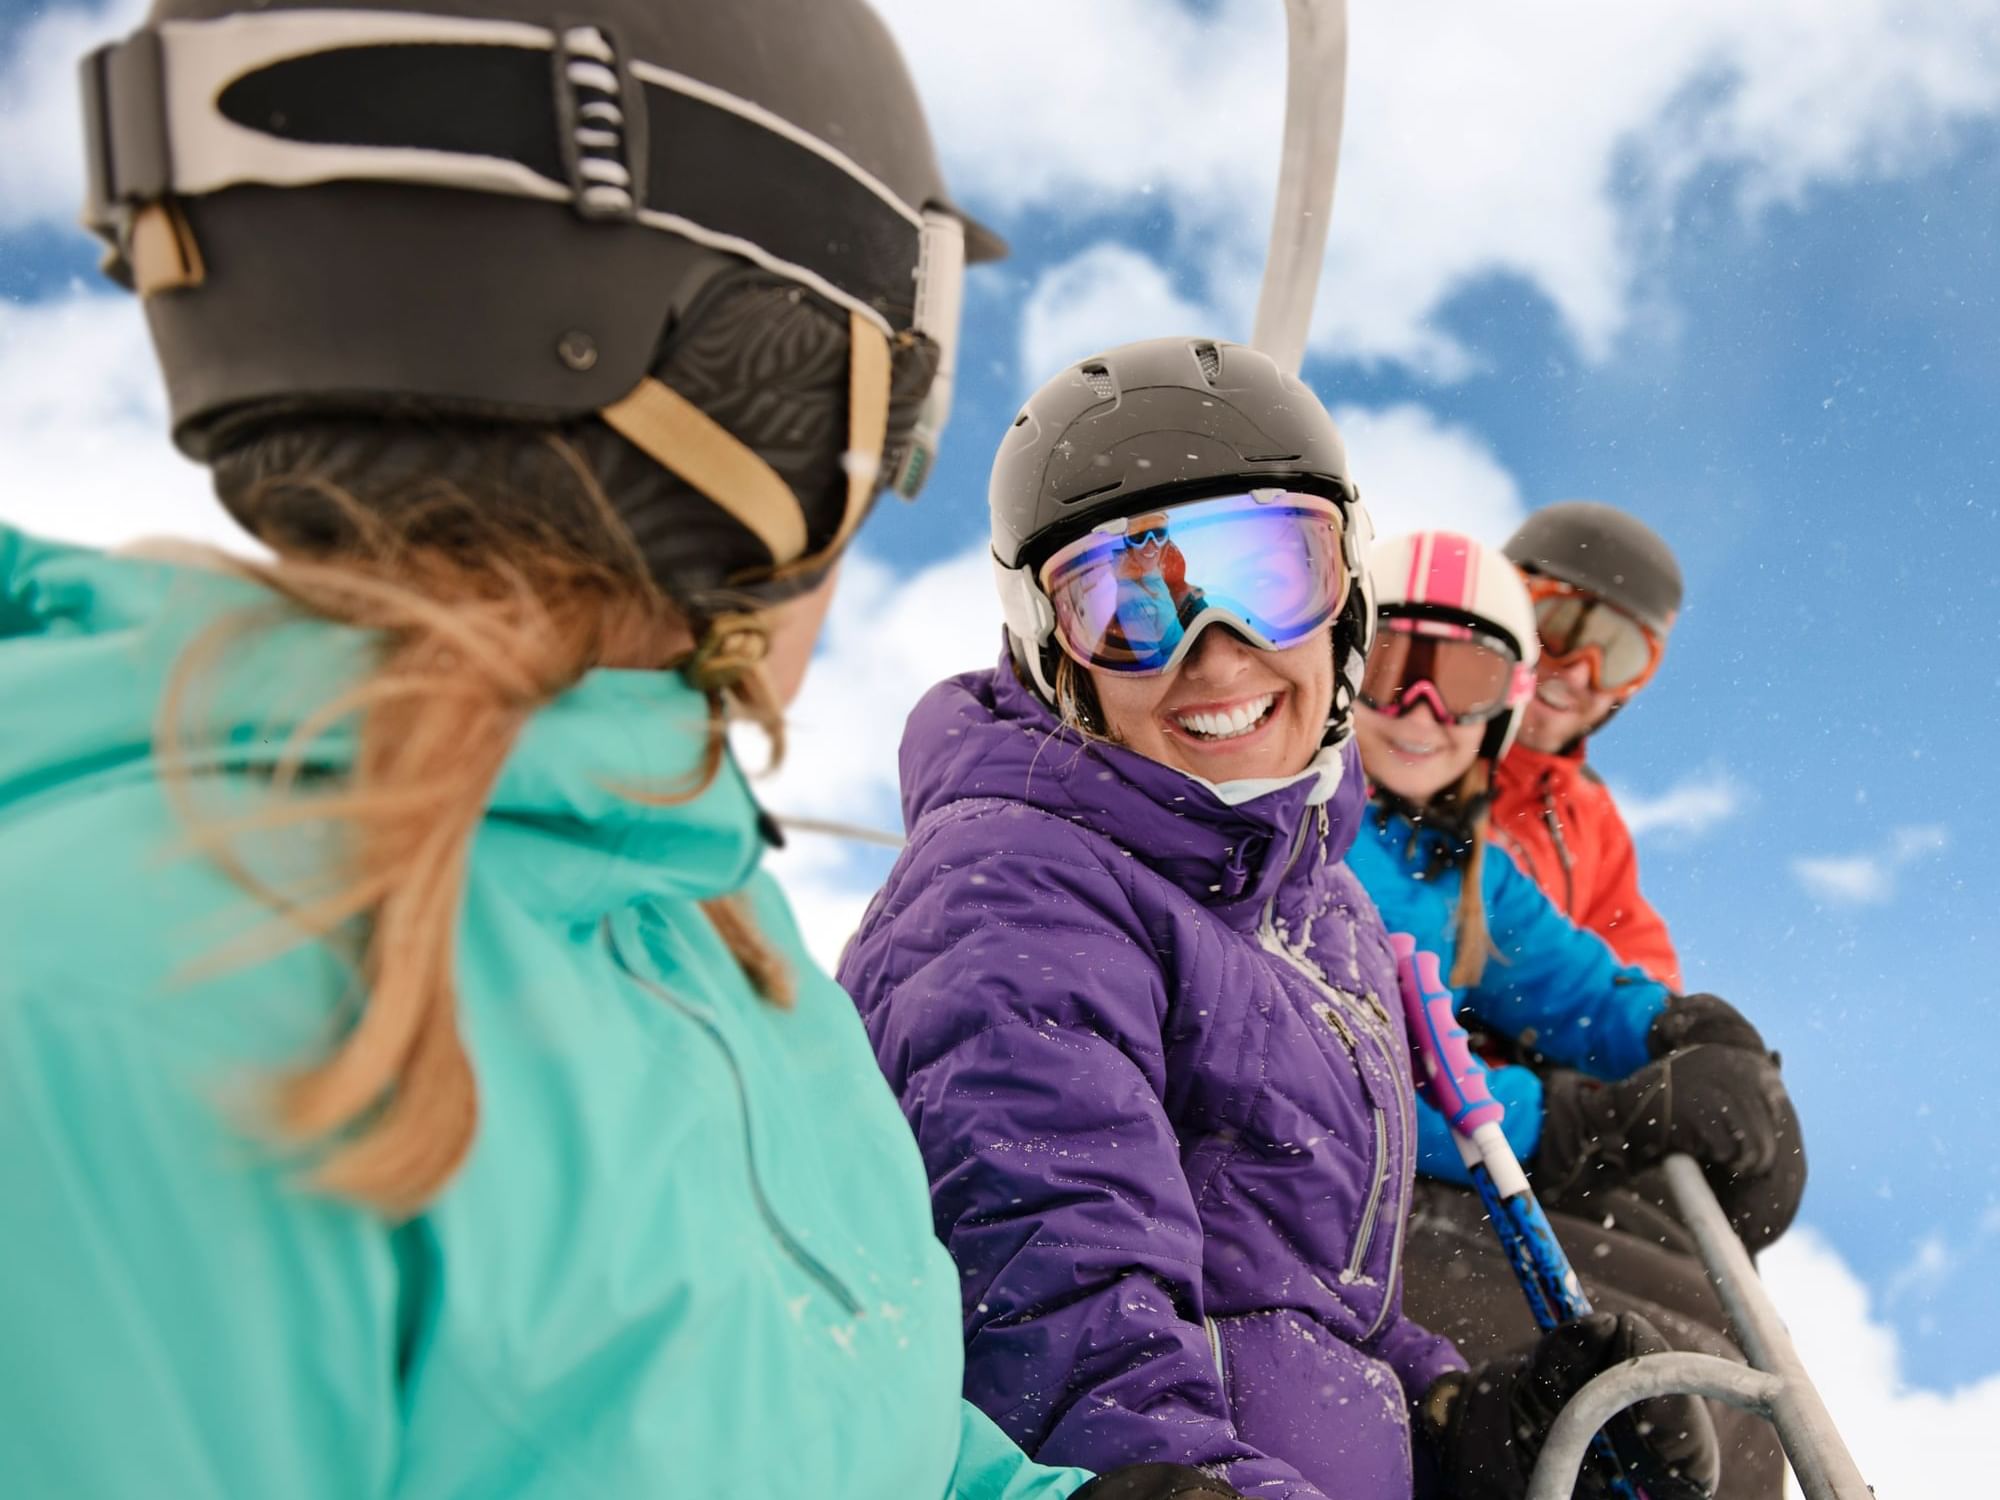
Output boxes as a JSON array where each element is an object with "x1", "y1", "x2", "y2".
[
  {"x1": 1647, "y1": 993, "x2": 1768, "y2": 1059},
  {"x1": 1419, "y1": 1311, "x2": 1719, "y2": 1500},
  {"x1": 1069, "y1": 1465, "x2": 1242, "y2": 1499},
  {"x1": 1534, "y1": 1046, "x2": 1791, "y2": 1199}
]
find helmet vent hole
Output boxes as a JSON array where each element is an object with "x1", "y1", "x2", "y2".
[
  {"x1": 1079, "y1": 364, "x2": 1116, "y2": 400},
  {"x1": 1194, "y1": 342, "x2": 1222, "y2": 384}
]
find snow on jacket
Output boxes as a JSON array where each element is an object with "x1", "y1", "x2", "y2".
[
  {"x1": 838, "y1": 653, "x2": 1463, "y2": 1500},
  {"x1": 1491, "y1": 744, "x2": 1683, "y2": 988},
  {"x1": 1346, "y1": 799, "x2": 1671, "y2": 1184},
  {"x1": 0, "y1": 527, "x2": 1086, "y2": 1500}
]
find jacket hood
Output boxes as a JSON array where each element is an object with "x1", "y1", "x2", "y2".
[
  {"x1": 0, "y1": 526, "x2": 763, "y2": 920},
  {"x1": 899, "y1": 644, "x2": 1365, "y2": 920}
]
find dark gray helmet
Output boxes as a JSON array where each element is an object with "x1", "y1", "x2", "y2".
[
  {"x1": 991, "y1": 337, "x2": 1377, "y2": 739},
  {"x1": 80, "y1": 0, "x2": 1000, "y2": 597},
  {"x1": 1503, "y1": 501, "x2": 1683, "y2": 635}
]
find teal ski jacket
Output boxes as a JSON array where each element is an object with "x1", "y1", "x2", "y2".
[{"x1": 0, "y1": 526, "x2": 1089, "y2": 1500}]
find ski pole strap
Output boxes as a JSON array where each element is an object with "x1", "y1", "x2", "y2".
[{"x1": 1389, "y1": 932, "x2": 1505, "y2": 1133}]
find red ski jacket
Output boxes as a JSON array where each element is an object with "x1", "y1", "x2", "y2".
[{"x1": 1490, "y1": 744, "x2": 1683, "y2": 990}]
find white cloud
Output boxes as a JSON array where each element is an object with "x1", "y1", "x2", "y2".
[
  {"x1": 0, "y1": 0, "x2": 146, "y2": 233},
  {"x1": 1890, "y1": 824, "x2": 1950, "y2": 862},
  {"x1": 1608, "y1": 767, "x2": 1745, "y2": 842},
  {"x1": 1792, "y1": 822, "x2": 1948, "y2": 907},
  {"x1": 1330, "y1": 403, "x2": 1525, "y2": 544},
  {"x1": 1793, "y1": 853, "x2": 1893, "y2": 905},
  {"x1": 1019, "y1": 243, "x2": 1216, "y2": 384},
  {"x1": 874, "y1": 0, "x2": 2000, "y2": 374},
  {"x1": 0, "y1": 289, "x2": 253, "y2": 554},
  {"x1": 1764, "y1": 1227, "x2": 2000, "y2": 1493},
  {"x1": 12, "y1": 2, "x2": 1996, "y2": 377}
]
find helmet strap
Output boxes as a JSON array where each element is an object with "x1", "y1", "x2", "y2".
[
  {"x1": 126, "y1": 199, "x2": 205, "y2": 295},
  {"x1": 600, "y1": 308, "x2": 893, "y2": 581}
]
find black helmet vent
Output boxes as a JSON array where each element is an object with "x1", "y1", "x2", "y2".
[
  {"x1": 1079, "y1": 364, "x2": 1116, "y2": 400},
  {"x1": 1194, "y1": 341, "x2": 1222, "y2": 384}
]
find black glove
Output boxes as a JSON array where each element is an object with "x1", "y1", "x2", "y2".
[
  {"x1": 1420, "y1": 1311, "x2": 1719, "y2": 1500},
  {"x1": 1069, "y1": 1465, "x2": 1242, "y2": 1499},
  {"x1": 1535, "y1": 1046, "x2": 1790, "y2": 1199},
  {"x1": 1647, "y1": 993, "x2": 1768, "y2": 1059}
]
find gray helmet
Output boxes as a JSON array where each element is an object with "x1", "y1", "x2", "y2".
[
  {"x1": 1503, "y1": 501, "x2": 1683, "y2": 634},
  {"x1": 80, "y1": 0, "x2": 1000, "y2": 596},
  {"x1": 991, "y1": 336, "x2": 1376, "y2": 740}
]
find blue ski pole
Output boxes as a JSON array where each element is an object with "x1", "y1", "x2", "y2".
[{"x1": 1390, "y1": 933, "x2": 1649, "y2": 1500}]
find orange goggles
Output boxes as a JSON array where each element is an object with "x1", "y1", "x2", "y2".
[{"x1": 1527, "y1": 578, "x2": 1664, "y2": 695}]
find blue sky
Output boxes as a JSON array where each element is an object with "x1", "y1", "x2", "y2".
[{"x1": 4, "y1": 0, "x2": 1999, "y2": 1476}]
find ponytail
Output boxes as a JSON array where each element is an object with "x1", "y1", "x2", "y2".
[
  {"x1": 162, "y1": 443, "x2": 792, "y2": 1216},
  {"x1": 1446, "y1": 759, "x2": 1496, "y2": 989}
]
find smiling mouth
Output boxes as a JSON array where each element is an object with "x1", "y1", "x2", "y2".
[
  {"x1": 1536, "y1": 679, "x2": 1578, "y2": 710},
  {"x1": 1171, "y1": 691, "x2": 1279, "y2": 743},
  {"x1": 1386, "y1": 733, "x2": 1444, "y2": 759}
]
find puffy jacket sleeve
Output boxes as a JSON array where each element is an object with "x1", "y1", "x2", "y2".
[
  {"x1": 843, "y1": 833, "x2": 1331, "y2": 1499},
  {"x1": 0, "y1": 990, "x2": 401, "y2": 1499},
  {"x1": 1578, "y1": 787, "x2": 1684, "y2": 990},
  {"x1": 1464, "y1": 847, "x2": 1670, "y2": 1079}
]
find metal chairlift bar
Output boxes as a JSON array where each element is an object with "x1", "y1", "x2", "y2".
[
  {"x1": 1525, "y1": 1156, "x2": 1872, "y2": 1500},
  {"x1": 773, "y1": 815, "x2": 906, "y2": 850},
  {"x1": 1659, "y1": 1154, "x2": 1872, "y2": 1500},
  {"x1": 1525, "y1": 1352, "x2": 1785, "y2": 1500}
]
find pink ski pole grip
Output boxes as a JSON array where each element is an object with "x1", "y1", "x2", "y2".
[{"x1": 1390, "y1": 932, "x2": 1504, "y2": 1133}]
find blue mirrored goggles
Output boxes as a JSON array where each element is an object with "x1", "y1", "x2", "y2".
[{"x1": 1039, "y1": 490, "x2": 1350, "y2": 676}]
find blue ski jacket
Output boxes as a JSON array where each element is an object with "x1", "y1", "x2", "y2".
[{"x1": 1345, "y1": 799, "x2": 1671, "y2": 1180}]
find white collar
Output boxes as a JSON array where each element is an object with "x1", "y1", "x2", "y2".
[{"x1": 1200, "y1": 739, "x2": 1347, "y2": 808}]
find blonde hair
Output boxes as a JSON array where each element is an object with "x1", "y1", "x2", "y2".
[
  {"x1": 164, "y1": 441, "x2": 792, "y2": 1217},
  {"x1": 1445, "y1": 758, "x2": 1496, "y2": 989}
]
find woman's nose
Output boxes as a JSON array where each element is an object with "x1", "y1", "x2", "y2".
[{"x1": 1182, "y1": 622, "x2": 1256, "y2": 679}]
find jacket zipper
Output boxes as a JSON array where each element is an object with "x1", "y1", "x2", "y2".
[
  {"x1": 1205, "y1": 1315, "x2": 1229, "y2": 1387},
  {"x1": 1540, "y1": 774, "x2": 1577, "y2": 914},
  {"x1": 607, "y1": 924, "x2": 866, "y2": 1318},
  {"x1": 1362, "y1": 1064, "x2": 1417, "y2": 1342},
  {"x1": 1259, "y1": 813, "x2": 1400, "y2": 1335},
  {"x1": 1345, "y1": 1107, "x2": 1389, "y2": 1283}
]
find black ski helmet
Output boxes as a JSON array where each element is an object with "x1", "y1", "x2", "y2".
[
  {"x1": 991, "y1": 336, "x2": 1377, "y2": 739},
  {"x1": 79, "y1": 0, "x2": 1000, "y2": 599},
  {"x1": 1503, "y1": 501, "x2": 1683, "y2": 635}
]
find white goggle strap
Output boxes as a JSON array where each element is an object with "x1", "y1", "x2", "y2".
[
  {"x1": 992, "y1": 554, "x2": 1060, "y2": 701},
  {"x1": 79, "y1": 10, "x2": 925, "y2": 336},
  {"x1": 890, "y1": 210, "x2": 967, "y2": 500}
]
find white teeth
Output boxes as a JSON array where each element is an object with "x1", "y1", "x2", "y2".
[
  {"x1": 1174, "y1": 692, "x2": 1276, "y2": 742},
  {"x1": 1389, "y1": 736, "x2": 1438, "y2": 757}
]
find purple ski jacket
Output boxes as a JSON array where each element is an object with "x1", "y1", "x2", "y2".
[{"x1": 839, "y1": 655, "x2": 1464, "y2": 1500}]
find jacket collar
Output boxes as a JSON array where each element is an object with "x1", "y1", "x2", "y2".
[{"x1": 901, "y1": 647, "x2": 1366, "y2": 924}]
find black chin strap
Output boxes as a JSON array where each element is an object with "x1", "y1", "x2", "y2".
[{"x1": 1371, "y1": 781, "x2": 1493, "y2": 877}]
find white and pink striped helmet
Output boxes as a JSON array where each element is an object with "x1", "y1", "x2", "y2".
[{"x1": 1368, "y1": 530, "x2": 1540, "y2": 760}]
